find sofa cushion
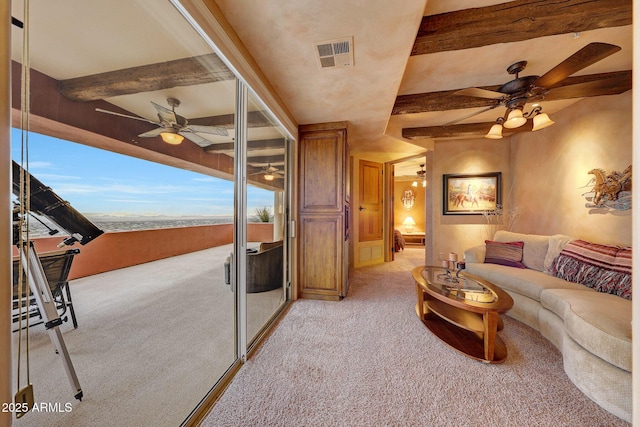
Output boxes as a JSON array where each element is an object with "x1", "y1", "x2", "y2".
[
  {"x1": 484, "y1": 240, "x2": 525, "y2": 268},
  {"x1": 543, "y1": 234, "x2": 574, "y2": 274},
  {"x1": 494, "y1": 230, "x2": 549, "y2": 271},
  {"x1": 466, "y1": 262, "x2": 593, "y2": 302},
  {"x1": 551, "y1": 239, "x2": 632, "y2": 299},
  {"x1": 541, "y1": 289, "x2": 632, "y2": 372}
]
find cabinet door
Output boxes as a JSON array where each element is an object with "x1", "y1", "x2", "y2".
[
  {"x1": 298, "y1": 215, "x2": 343, "y2": 299},
  {"x1": 299, "y1": 130, "x2": 345, "y2": 213}
]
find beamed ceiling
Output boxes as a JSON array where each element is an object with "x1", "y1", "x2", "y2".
[
  {"x1": 391, "y1": 0, "x2": 632, "y2": 141},
  {"x1": 9, "y1": 0, "x2": 633, "y2": 175}
]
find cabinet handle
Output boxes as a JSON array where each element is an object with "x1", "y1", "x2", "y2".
[{"x1": 359, "y1": 206, "x2": 366, "y2": 211}]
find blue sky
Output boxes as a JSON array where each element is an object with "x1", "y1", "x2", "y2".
[{"x1": 11, "y1": 129, "x2": 274, "y2": 217}]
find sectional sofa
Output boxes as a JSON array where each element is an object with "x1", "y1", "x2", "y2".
[{"x1": 464, "y1": 230, "x2": 632, "y2": 423}]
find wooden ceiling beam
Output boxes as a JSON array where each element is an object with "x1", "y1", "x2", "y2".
[
  {"x1": 412, "y1": 0, "x2": 632, "y2": 56},
  {"x1": 403, "y1": 121, "x2": 533, "y2": 140},
  {"x1": 204, "y1": 138, "x2": 285, "y2": 153},
  {"x1": 246, "y1": 154, "x2": 285, "y2": 164},
  {"x1": 59, "y1": 53, "x2": 234, "y2": 101},
  {"x1": 392, "y1": 70, "x2": 631, "y2": 115}
]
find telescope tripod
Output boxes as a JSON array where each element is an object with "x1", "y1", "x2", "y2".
[{"x1": 16, "y1": 241, "x2": 83, "y2": 406}]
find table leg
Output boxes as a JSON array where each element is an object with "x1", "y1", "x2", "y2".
[
  {"x1": 415, "y1": 283, "x2": 428, "y2": 320},
  {"x1": 483, "y1": 311, "x2": 499, "y2": 361}
]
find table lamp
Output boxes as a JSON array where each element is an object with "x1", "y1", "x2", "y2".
[{"x1": 403, "y1": 216, "x2": 416, "y2": 233}]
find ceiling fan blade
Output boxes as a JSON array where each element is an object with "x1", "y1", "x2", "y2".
[
  {"x1": 138, "y1": 127, "x2": 171, "y2": 138},
  {"x1": 95, "y1": 108, "x2": 159, "y2": 125},
  {"x1": 151, "y1": 101, "x2": 177, "y2": 124},
  {"x1": 444, "y1": 105, "x2": 497, "y2": 126},
  {"x1": 454, "y1": 87, "x2": 505, "y2": 99},
  {"x1": 547, "y1": 77, "x2": 630, "y2": 100},
  {"x1": 187, "y1": 124, "x2": 229, "y2": 137},
  {"x1": 534, "y1": 42, "x2": 621, "y2": 89},
  {"x1": 179, "y1": 131, "x2": 212, "y2": 147}
]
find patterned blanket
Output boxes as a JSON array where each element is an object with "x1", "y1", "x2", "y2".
[{"x1": 551, "y1": 239, "x2": 632, "y2": 299}]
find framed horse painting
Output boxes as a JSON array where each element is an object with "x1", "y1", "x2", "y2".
[{"x1": 443, "y1": 172, "x2": 501, "y2": 215}]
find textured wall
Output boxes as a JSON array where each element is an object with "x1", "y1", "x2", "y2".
[
  {"x1": 510, "y1": 92, "x2": 632, "y2": 247},
  {"x1": 428, "y1": 91, "x2": 632, "y2": 266},
  {"x1": 431, "y1": 138, "x2": 511, "y2": 264}
]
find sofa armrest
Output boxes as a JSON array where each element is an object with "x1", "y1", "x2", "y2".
[{"x1": 464, "y1": 244, "x2": 486, "y2": 263}]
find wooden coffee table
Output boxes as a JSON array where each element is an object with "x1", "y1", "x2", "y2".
[{"x1": 412, "y1": 266, "x2": 514, "y2": 363}]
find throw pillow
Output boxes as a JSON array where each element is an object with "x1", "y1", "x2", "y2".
[
  {"x1": 484, "y1": 240, "x2": 526, "y2": 268},
  {"x1": 551, "y1": 239, "x2": 632, "y2": 299}
]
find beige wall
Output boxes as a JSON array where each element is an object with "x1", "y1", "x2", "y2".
[
  {"x1": 394, "y1": 181, "x2": 426, "y2": 233},
  {"x1": 510, "y1": 92, "x2": 632, "y2": 246},
  {"x1": 430, "y1": 138, "x2": 511, "y2": 264},
  {"x1": 427, "y1": 91, "x2": 632, "y2": 266}
]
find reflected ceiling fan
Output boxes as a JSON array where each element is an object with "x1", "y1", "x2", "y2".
[
  {"x1": 450, "y1": 42, "x2": 621, "y2": 138},
  {"x1": 250, "y1": 164, "x2": 283, "y2": 181},
  {"x1": 96, "y1": 97, "x2": 229, "y2": 146}
]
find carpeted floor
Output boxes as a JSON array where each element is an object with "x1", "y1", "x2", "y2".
[
  {"x1": 202, "y1": 247, "x2": 629, "y2": 427},
  {"x1": 11, "y1": 244, "x2": 284, "y2": 427}
]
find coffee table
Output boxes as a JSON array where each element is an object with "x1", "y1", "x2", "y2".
[{"x1": 412, "y1": 266, "x2": 514, "y2": 363}]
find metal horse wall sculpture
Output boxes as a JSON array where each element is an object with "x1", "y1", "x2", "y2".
[{"x1": 583, "y1": 165, "x2": 632, "y2": 211}]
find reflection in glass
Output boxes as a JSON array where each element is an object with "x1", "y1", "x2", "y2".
[
  {"x1": 245, "y1": 90, "x2": 288, "y2": 344},
  {"x1": 10, "y1": 1, "x2": 239, "y2": 425}
]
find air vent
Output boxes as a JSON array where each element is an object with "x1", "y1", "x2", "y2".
[{"x1": 313, "y1": 37, "x2": 354, "y2": 69}]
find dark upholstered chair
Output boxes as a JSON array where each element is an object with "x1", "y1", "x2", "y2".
[
  {"x1": 12, "y1": 248, "x2": 80, "y2": 330},
  {"x1": 224, "y1": 240, "x2": 283, "y2": 293}
]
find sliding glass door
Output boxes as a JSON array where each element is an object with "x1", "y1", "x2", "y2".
[{"x1": 7, "y1": 1, "x2": 292, "y2": 425}]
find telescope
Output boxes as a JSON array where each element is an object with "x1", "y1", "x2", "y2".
[{"x1": 12, "y1": 160, "x2": 104, "y2": 246}]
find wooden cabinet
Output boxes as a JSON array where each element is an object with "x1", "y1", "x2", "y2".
[{"x1": 298, "y1": 122, "x2": 350, "y2": 300}]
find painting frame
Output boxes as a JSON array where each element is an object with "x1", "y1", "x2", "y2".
[{"x1": 443, "y1": 172, "x2": 502, "y2": 215}]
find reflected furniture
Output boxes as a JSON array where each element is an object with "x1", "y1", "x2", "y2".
[
  {"x1": 12, "y1": 248, "x2": 80, "y2": 330},
  {"x1": 413, "y1": 265, "x2": 513, "y2": 363},
  {"x1": 224, "y1": 240, "x2": 283, "y2": 293}
]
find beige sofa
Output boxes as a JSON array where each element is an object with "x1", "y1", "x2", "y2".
[{"x1": 464, "y1": 230, "x2": 632, "y2": 423}]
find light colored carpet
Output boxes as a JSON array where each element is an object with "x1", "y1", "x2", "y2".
[
  {"x1": 202, "y1": 247, "x2": 629, "y2": 427},
  {"x1": 11, "y1": 244, "x2": 285, "y2": 427}
]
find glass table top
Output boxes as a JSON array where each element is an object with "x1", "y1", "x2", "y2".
[{"x1": 419, "y1": 267, "x2": 497, "y2": 303}]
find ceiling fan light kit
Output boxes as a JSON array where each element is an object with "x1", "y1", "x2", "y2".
[
  {"x1": 503, "y1": 109, "x2": 527, "y2": 129},
  {"x1": 531, "y1": 113, "x2": 555, "y2": 131},
  {"x1": 485, "y1": 122, "x2": 504, "y2": 139},
  {"x1": 96, "y1": 98, "x2": 229, "y2": 147},
  {"x1": 160, "y1": 131, "x2": 184, "y2": 145},
  {"x1": 447, "y1": 42, "x2": 621, "y2": 140}
]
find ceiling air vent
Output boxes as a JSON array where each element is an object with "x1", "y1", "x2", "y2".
[{"x1": 313, "y1": 37, "x2": 354, "y2": 69}]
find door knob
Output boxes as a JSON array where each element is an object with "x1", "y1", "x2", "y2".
[{"x1": 359, "y1": 206, "x2": 366, "y2": 211}]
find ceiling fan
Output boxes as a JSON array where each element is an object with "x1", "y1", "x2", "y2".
[
  {"x1": 96, "y1": 98, "x2": 229, "y2": 146},
  {"x1": 450, "y1": 42, "x2": 621, "y2": 138},
  {"x1": 249, "y1": 164, "x2": 283, "y2": 181},
  {"x1": 413, "y1": 164, "x2": 426, "y2": 187}
]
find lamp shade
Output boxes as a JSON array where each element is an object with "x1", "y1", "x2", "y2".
[
  {"x1": 532, "y1": 113, "x2": 555, "y2": 131},
  {"x1": 485, "y1": 123, "x2": 503, "y2": 139},
  {"x1": 503, "y1": 109, "x2": 526, "y2": 128},
  {"x1": 402, "y1": 216, "x2": 416, "y2": 233},
  {"x1": 264, "y1": 173, "x2": 275, "y2": 181},
  {"x1": 160, "y1": 132, "x2": 184, "y2": 145}
]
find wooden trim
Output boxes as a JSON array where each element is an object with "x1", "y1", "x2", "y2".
[{"x1": 299, "y1": 121, "x2": 348, "y2": 133}]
